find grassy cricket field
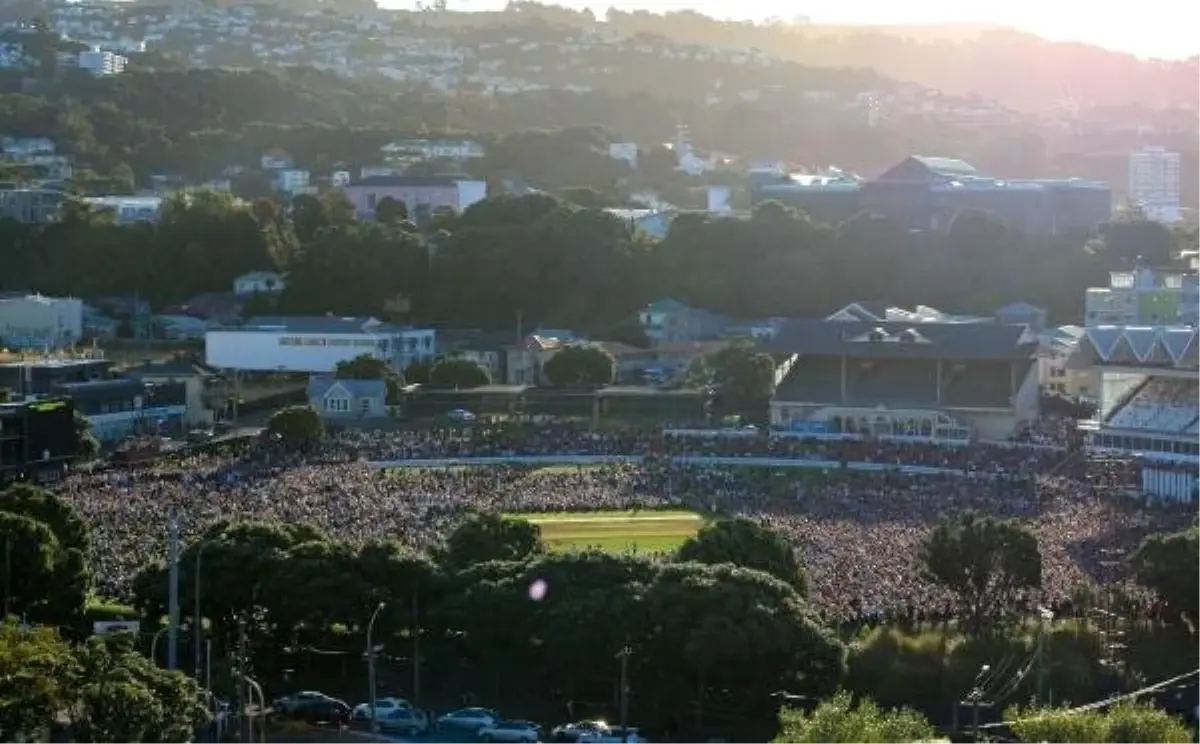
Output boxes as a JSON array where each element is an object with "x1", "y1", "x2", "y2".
[{"x1": 508, "y1": 509, "x2": 706, "y2": 555}]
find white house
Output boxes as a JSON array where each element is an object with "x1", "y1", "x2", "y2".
[
  {"x1": 608, "y1": 142, "x2": 638, "y2": 167},
  {"x1": 380, "y1": 138, "x2": 485, "y2": 162},
  {"x1": 205, "y1": 315, "x2": 435, "y2": 373},
  {"x1": 0, "y1": 294, "x2": 84, "y2": 349},
  {"x1": 233, "y1": 271, "x2": 286, "y2": 296},
  {"x1": 273, "y1": 169, "x2": 311, "y2": 194},
  {"x1": 260, "y1": 149, "x2": 295, "y2": 171}
]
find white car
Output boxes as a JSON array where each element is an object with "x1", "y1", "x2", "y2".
[
  {"x1": 351, "y1": 697, "x2": 413, "y2": 722},
  {"x1": 578, "y1": 726, "x2": 645, "y2": 744},
  {"x1": 378, "y1": 707, "x2": 431, "y2": 736},
  {"x1": 479, "y1": 720, "x2": 542, "y2": 743},
  {"x1": 437, "y1": 707, "x2": 501, "y2": 732}
]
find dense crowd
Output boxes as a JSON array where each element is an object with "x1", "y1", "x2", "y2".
[{"x1": 51, "y1": 426, "x2": 1195, "y2": 624}]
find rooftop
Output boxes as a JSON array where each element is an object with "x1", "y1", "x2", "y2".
[
  {"x1": 765, "y1": 319, "x2": 1037, "y2": 360},
  {"x1": 227, "y1": 315, "x2": 426, "y2": 335}
]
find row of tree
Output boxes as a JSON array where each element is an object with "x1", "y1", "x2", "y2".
[{"x1": 2, "y1": 188, "x2": 1188, "y2": 334}]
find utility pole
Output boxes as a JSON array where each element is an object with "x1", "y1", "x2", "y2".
[
  {"x1": 194, "y1": 542, "x2": 208, "y2": 685},
  {"x1": 411, "y1": 591, "x2": 422, "y2": 708},
  {"x1": 3, "y1": 536, "x2": 11, "y2": 618},
  {"x1": 237, "y1": 618, "x2": 249, "y2": 743},
  {"x1": 167, "y1": 517, "x2": 180, "y2": 671},
  {"x1": 616, "y1": 646, "x2": 632, "y2": 739}
]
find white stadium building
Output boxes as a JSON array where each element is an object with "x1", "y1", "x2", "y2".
[
  {"x1": 1075, "y1": 325, "x2": 1198, "y2": 502},
  {"x1": 205, "y1": 315, "x2": 436, "y2": 374}
]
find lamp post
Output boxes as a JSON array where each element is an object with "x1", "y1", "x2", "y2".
[
  {"x1": 193, "y1": 540, "x2": 211, "y2": 683},
  {"x1": 367, "y1": 602, "x2": 386, "y2": 732}
]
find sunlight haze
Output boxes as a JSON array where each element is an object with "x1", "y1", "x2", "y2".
[{"x1": 410, "y1": 0, "x2": 1198, "y2": 60}]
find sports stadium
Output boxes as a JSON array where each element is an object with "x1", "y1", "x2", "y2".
[
  {"x1": 1074, "y1": 325, "x2": 1198, "y2": 501},
  {"x1": 764, "y1": 319, "x2": 1040, "y2": 443}
]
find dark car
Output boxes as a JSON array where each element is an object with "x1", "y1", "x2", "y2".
[{"x1": 285, "y1": 695, "x2": 352, "y2": 724}]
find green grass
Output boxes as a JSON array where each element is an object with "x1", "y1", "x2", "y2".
[{"x1": 509, "y1": 509, "x2": 706, "y2": 555}]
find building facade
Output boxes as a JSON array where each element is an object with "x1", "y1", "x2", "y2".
[
  {"x1": 340, "y1": 176, "x2": 487, "y2": 222},
  {"x1": 1085, "y1": 266, "x2": 1191, "y2": 326},
  {"x1": 205, "y1": 316, "x2": 436, "y2": 373},
  {"x1": 0, "y1": 294, "x2": 84, "y2": 349},
  {"x1": 1128, "y1": 146, "x2": 1182, "y2": 224},
  {"x1": 754, "y1": 155, "x2": 1112, "y2": 236}
]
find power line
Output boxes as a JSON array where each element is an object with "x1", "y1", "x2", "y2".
[{"x1": 980, "y1": 668, "x2": 1200, "y2": 730}]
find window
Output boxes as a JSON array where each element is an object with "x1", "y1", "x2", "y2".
[
  {"x1": 366, "y1": 193, "x2": 378, "y2": 209},
  {"x1": 325, "y1": 397, "x2": 350, "y2": 412},
  {"x1": 360, "y1": 398, "x2": 371, "y2": 413}
]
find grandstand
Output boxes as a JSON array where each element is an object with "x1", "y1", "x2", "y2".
[
  {"x1": 765, "y1": 320, "x2": 1040, "y2": 442},
  {"x1": 1076, "y1": 326, "x2": 1198, "y2": 502}
]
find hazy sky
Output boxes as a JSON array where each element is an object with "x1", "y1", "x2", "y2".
[{"x1": 407, "y1": 0, "x2": 1199, "y2": 60}]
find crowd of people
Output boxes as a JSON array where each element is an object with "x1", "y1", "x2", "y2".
[{"x1": 50, "y1": 425, "x2": 1195, "y2": 625}]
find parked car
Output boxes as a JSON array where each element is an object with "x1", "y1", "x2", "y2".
[
  {"x1": 552, "y1": 721, "x2": 612, "y2": 742},
  {"x1": 578, "y1": 727, "x2": 644, "y2": 744},
  {"x1": 272, "y1": 690, "x2": 339, "y2": 715},
  {"x1": 446, "y1": 408, "x2": 477, "y2": 422},
  {"x1": 378, "y1": 707, "x2": 431, "y2": 736},
  {"x1": 350, "y1": 697, "x2": 413, "y2": 722},
  {"x1": 282, "y1": 695, "x2": 352, "y2": 724},
  {"x1": 437, "y1": 707, "x2": 501, "y2": 732},
  {"x1": 479, "y1": 719, "x2": 542, "y2": 743}
]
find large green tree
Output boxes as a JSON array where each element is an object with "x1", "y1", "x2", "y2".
[
  {"x1": 676, "y1": 517, "x2": 806, "y2": 594},
  {"x1": 1130, "y1": 528, "x2": 1199, "y2": 624}
]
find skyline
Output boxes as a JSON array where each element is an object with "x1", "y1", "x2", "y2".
[{"x1": 406, "y1": 0, "x2": 1199, "y2": 61}]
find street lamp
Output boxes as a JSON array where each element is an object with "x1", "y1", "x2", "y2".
[
  {"x1": 193, "y1": 540, "x2": 211, "y2": 683},
  {"x1": 367, "y1": 602, "x2": 386, "y2": 732}
]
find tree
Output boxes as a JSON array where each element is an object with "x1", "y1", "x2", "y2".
[
  {"x1": 919, "y1": 512, "x2": 1042, "y2": 633},
  {"x1": 542, "y1": 344, "x2": 615, "y2": 386},
  {"x1": 429, "y1": 358, "x2": 490, "y2": 389},
  {"x1": 1131, "y1": 528, "x2": 1199, "y2": 624},
  {"x1": 1006, "y1": 702, "x2": 1191, "y2": 743},
  {"x1": 404, "y1": 359, "x2": 433, "y2": 385},
  {"x1": 0, "y1": 484, "x2": 90, "y2": 627},
  {"x1": 73, "y1": 409, "x2": 99, "y2": 461},
  {"x1": 0, "y1": 621, "x2": 78, "y2": 742},
  {"x1": 677, "y1": 517, "x2": 806, "y2": 594},
  {"x1": 706, "y1": 340, "x2": 776, "y2": 424},
  {"x1": 773, "y1": 692, "x2": 938, "y2": 743},
  {"x1": 68, "y1": 633, "x2": 209, "y2": 742},
  {"x1": 374, "y1": 195, "x2": 408, "y2": 225},
  {"x1": 333, "y1": 353, "x2": 391, "y2": 380},
  {"x1": 440, "y1": 512, "x2": 544, "y2": 569},
  {"x1": 265, "y1": 405, "x2": 324, "y2": 450}
]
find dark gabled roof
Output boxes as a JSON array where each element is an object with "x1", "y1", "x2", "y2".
[
  {"x1": 875, "y1": 156, "x2": 980, "y2": 183},
  {"x1": 123, "y1": 356, "x2": 216, "y2": 378},
  {"x1": 764, "y1": 320, "x2": 1036, "y2": 360}
]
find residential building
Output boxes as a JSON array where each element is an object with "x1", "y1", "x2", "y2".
[
  {"x1": 152, "y1": 314, "x2": 211, "y2": 341},
  {"x1": 1085, "y1": 265, "x2": 1189, "y2": 326},
  {"x1": 82, "y1": 196, "x2": 162, "y2": 224},
  {"x1": 205, "y1": 315, "x2": 436, "y2": 373},
  {"x1": 606, "y1": 208, "x2": 677, "y2": 239},
  {"x1": 754, "y1": 155, "x2": 1112, "y2": 236},
  {"x1": 503, "y1": 332, "x2": 580, "y2": 385},
  {"x1": 1128, "y1": 146, "x2": 1181, "y2": 224},
  {"x1": 0, "y1": 294, "x2": 84, "y2": 349},
  {"x1": 307, "y1": 375, "x2": 387, "y2": 420},
  {"x1": 638, "y1": 299, "x2": 730, "y2": 344},
  {"x1": 273, "y1": 168, "x2": 311, "y2": 194},
  {"x1": 0, "y1": 188, "x2": 67, "y2": 224},
  {"x1": 233, "y1": 271, "x2": 286, "y2": 296},
  {"x1": 1183, "y1": 273, "x2": 1199, "y2": 327},
  {"x1": 260, "y1": 149, "x2": 294, "y2": 171},
  {"x1": 340, "y1": 176, "x2": 487, "y2": 222},
  {"x1": 77, "y1": 49, "x2": 127, "y2": 75}
]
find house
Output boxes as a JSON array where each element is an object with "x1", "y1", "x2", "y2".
[
  {"x1": 436, "y1": 329, "x2": 514, "y2": 381},
  {"x1": 152, "y1": 314, "x2": 211, "y2": 341},
  {"x1": 307, "y1": 375, "x2": 387, "y2": 420},
  {"x1": 162, "y1": 293, "x2": 243, "y2": 325},
  {"x1": 273, "y1": 168, "x2": 311, "y2": 195},
  {"x1": 233, "y1": 271, "x2": 286, "y2": 296},
  {"x1": 260, "y1": 149, "x2": 295, "y2": 171},
  {"x1": 1037, "y1": 325, "x2": 1099, "y2": 403},
  {"x1": 503, "y1": 332, "x2": 582, "y2": 385},
  {"x1": 380, "y1": 138, "x2": 486, "y2": 162},
  {"x1": 638, "y1": 299, "x2": 730, "y2": 344},
  {"x1": 340, "y1": 175, "x2": 487, "y2": 222}
]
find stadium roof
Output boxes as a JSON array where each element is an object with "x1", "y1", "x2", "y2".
[
  {"x1": 1080, "y1": 326, "x2": 1197, "y2": 368},
  {"x1": 764, "y1": 319, "x2": 1037, "y2": 360}
]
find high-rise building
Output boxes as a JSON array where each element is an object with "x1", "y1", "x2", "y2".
[{"x1": 1128, "y1": 146, "x2": 1182, "y2": 224}]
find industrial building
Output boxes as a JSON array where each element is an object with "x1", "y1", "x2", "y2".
[
  {"x1": 0, "y1": 294, "x2": 84, "y2": 349},
  {"x1": 752, "y1": 156, "x2": 1112, "y2": 236},
  {"x1": 205, "y1": 315, "x2": 436, "y2": 374}
]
